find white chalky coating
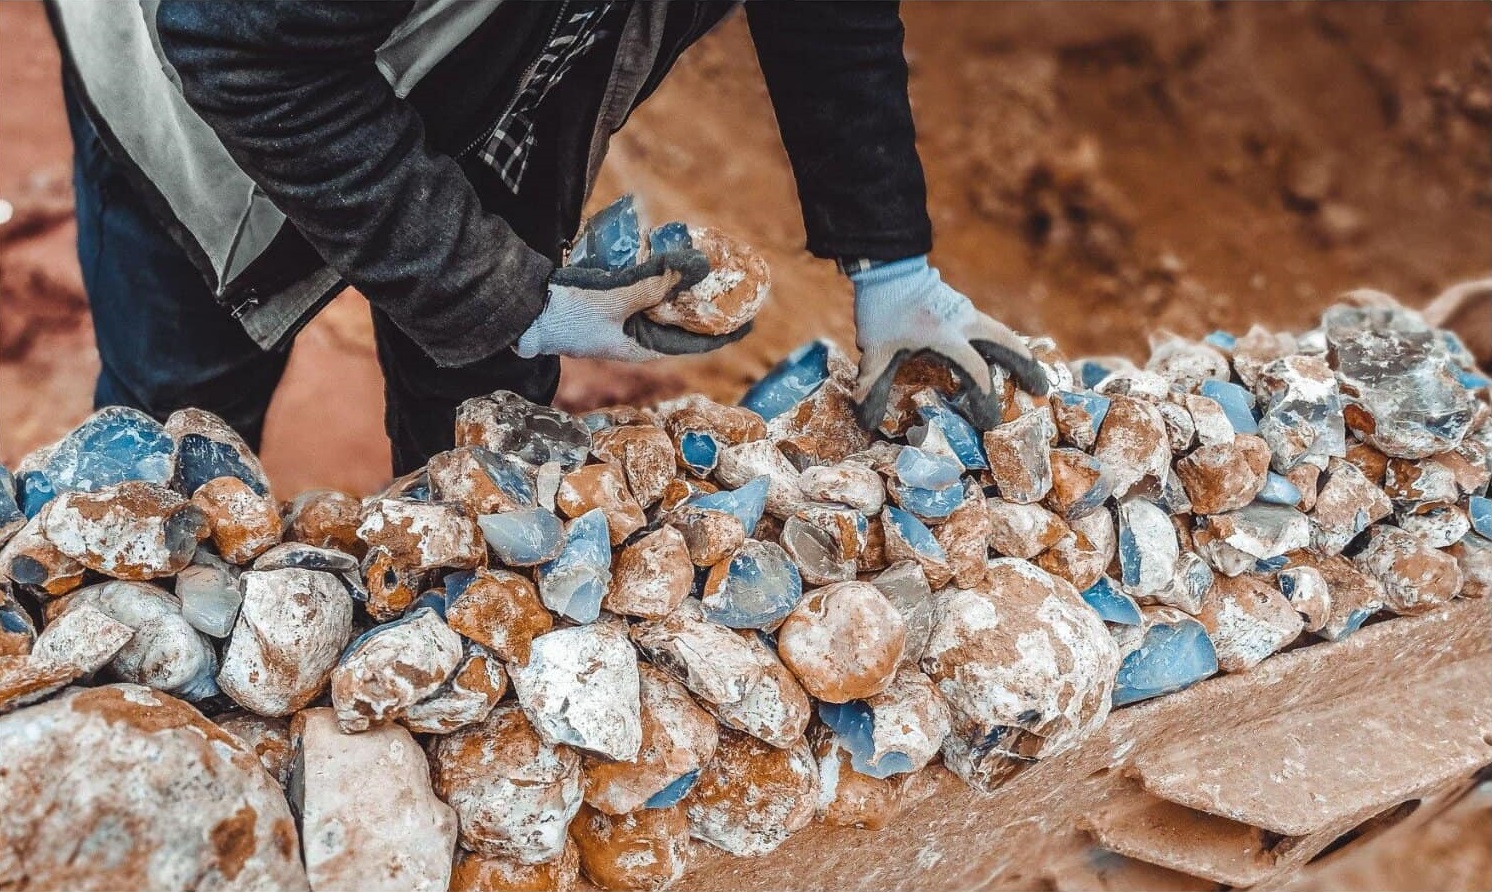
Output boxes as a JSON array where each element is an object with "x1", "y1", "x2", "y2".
[
  {"x1": 219, "y1": 568, "x2": 353, "y2": 716},
  {"x1": 510, "y1": 623, "x2": 643, "y2": 761}
]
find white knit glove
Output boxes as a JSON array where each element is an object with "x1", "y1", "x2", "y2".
[
  {"x1": 851, "y1": 255, "x2": 1048, "y2": 430},
  {"x1": 517, "y1": 250, "x2": 748, "y2": 361}
]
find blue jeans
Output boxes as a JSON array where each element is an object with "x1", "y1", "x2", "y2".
[{"x1": 64, "y1": 75, "x2": 559, "y2": 476}]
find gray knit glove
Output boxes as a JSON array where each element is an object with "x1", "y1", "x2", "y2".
[
  {"x1": 516, "y1": 250, "x2": 750, "y2": 360},
  {"x1": 851, "y1": 255, "x2": 1048, "y2": 430}
]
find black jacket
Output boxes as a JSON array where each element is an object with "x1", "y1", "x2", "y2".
[{"x1": 140, "y1": 2, "x2": 933, "y2": 365}]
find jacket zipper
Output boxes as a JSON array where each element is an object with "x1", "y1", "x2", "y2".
[{"x1": 456, "y1": 0, "x2": 569, "y2": 160}]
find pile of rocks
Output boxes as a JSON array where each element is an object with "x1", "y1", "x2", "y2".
[{"x1": 1, "y1": 291, "x2": 1488, "y2": 891}]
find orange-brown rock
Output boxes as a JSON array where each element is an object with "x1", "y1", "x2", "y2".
[
  {"x1": 449, "y1": 844, "x2": 580, "y2": 892},
  {"x1": 644, "y1": 226, "x2": 769, "y2": 336},
  {"x1": 682, "y1": 728, "x2": 818, "y2": 857},
  {"x1": 572, "y1": 803, "x2": 690, "y2": 891},
  {"x1": 445, "y1": 568, "x2": 553, "y2": 664},
  {"x1": 777, "y1": 581, "x2": 905, "y2": 703},
  {"x1": 591, "y1": 424, "x2": 677, "y2": 508},
  {"x1": 556, "y1": 464, "x2": 646, "y2": 545},
  {"x1": 193, "y1": 475, "x2": 283, "y2": 564},
  {"x1": 357, "y1": 498, "x2": 485, "y2": 571},
  {"x1": 282, "y1": 488, "x2": 365, "y2": 556},
  {"x1": 585, "y1": 664, "x2": 719, "y2": 815},
  {"x1": 1173, "y1": 435, "x2": 1272, "y2": 515},
  {"x1": 606, "y1": 527, "x2": 693, "y2": 619}
]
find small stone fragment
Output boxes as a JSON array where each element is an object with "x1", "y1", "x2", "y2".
[
  {"x1": 631, "y1": 600, "x2": 766, "y2": 708},
  {"x1": 1173, "y1": 436, "x2": 1271, "y2": 515},
  {"x1": 667, "y1": 505, "x2": 745, "y2": 567},
  {"x1": 1290, "y1": 552, "x2": 1387, "y2": 641},
  {"x1": 1177, "y1": 392, "x2": 1235, "y2": 447},
  {"x1": 455, "y1": 390, "x2": 592, "y2": 471},
  {"x1": 1196, "y1": 574, "x2": 1305, "y2": 672},
  {"x1": 449, "y1": 845, "x2": 579, "y2": 892},
  {"x1": 1117, "y1": 498, "x2": 1180, "y2": 597},
  {"x1": 1043, "y1": 448, "x2": 1112, "y2": 520},
  {"x1": 292, "y1": 708, "x2": 457, "y2": 892},
  {"x1": 536, "y1": 509, "x2": 613, "y2": 623},
  {"x1": 214, "y1": 711, "x2": 294, "y2": 787},
  {"x1": 1277, "y1": 566, "x2": 1331, "y2": 632},
  {"x1": 1078, "y1": 576, "x2": 1144, "y2": 626},
  {"x1": 402, "y1": 644, "x2": 509, "y2": 735},
  {"x1": 683, "y1": 728, "x2": 818, "y2": 857},
  {"x1": 477, "y1": 506, "x2": 566, "y2": 567},
  {"x1": 799, "y1": 463, "x2": 885, "y2": 514},
  {"x1": 701, "y1": 539, "x2": 803, "y2": 630},
  {"x1": 1112, "y1": 607, "x2": 1219, "y2": 705},
  {"x1": 714, "y1": 440, "x2": 805, "y2": 519},
  {"x1": 511, "y1": 623, "x2": 642, "y2": 760},
  {"x1": 1449, "y1": 533, "x2": 1492, "y2": 599},
  {"x1": 219, "y1": 568, "x2": 354, "y2": 716},
  {"x1": 1353, "y1": 525, "x2": 1463, "y2": 615},
  {"x1": 556, "y1": 463, "x2": 646, "y2": 545},
  {"x1": 357, "y1": 498, "x2": 484, "y2": 571},
  {"x1": 283, "y1": 488, "x2": 365, "y2": 555},
  {"x1": 0, "y1": 506, "x2": 86, "y2": 595},
  {"x1": 192, "y1": 475, "x2": 283, "y2": 563},
  {"x1": 932, "y1": 485, "x2": 992, "y2": 588},
  {"x1": 43, "y1": 481, "x2": 207, "y2": 580},
  {"x1": 707, "y1": 632, "x2": 813, "y2": 747},
  {"x1": 1093, "y1": 395, "x2": 1171, "y2": 497},
  {"x1": 444, "y1": 568, "x2": 553, "y2": 664},
  {"x1": 1254, "y1": 355, "x2": 1348, "y2": 471},
  {"x1": 737, "y1": 339, "x2": 838, "y2": 423},
  {"x1": 585, "y1": 663, "x2": 719, "y2": 815},
  {"x1": 591, "y1": 425, "x2": 676, "y2": 507},
  {"x1": 1035, "y1": 508, "x2": 1115, "y2": 592},
  {"x1": 572, "y1": 803, "x2": 691, "y2": 892},
  {"x1": 606, "y1": 526, "x2": 693, "y2": 619},
  {"x1": 360, "y1": 545, "x2": 424, "y2": 621},
  {"x1": 986, "y1": 498, "x2": 1069, "y2": 559},
  {"x1": 881, "y1": 505, "x2": 953, "y2": 589},
  {"x1": 811, "y1": 729, "x2": 904, "y2": 831},
  {"x1": 1311, "y1": 457, "x2": 1395, "y2": 554},
  {"x1": 428, "y1": 446, "x2": 536, "y2": 515},
  {"x1": 55, "y1": 580, "x2": 218, "y2": 700},
  {"x1": 780, "y1": 515, "x2": 856, "y2": 586},
  {"x1": 817, "y1": 666, "x2": 950, "y2": 778},
  {"x1": 429, "y1": 705, "x2": 583, "y2": 863},
  {"x1": 1051, "y1": 391, "x2": 1110, "y2": 451},
  {"x1": 982, "y1": 410, "x2": 1055, "y2": 504},
  {"x1": 778, "y1": 581, "x2": 906, "y2": 703},
  {"x1": 165, "y1": 407, "x2": 270, "y2": 497},
  {"x1": 1199, "y1": 380, "x2": 1259, "y2": 434},
  {"x1": 331, "y1": 606, "x2": 463, "y2": 732}
]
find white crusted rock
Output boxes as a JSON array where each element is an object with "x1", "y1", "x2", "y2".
[
  {"x1": 630, "y1": 599, "x2": 767, "y2": 709},
  {"x1": 510, "y1": 623, "x2": 643, "y2": 761},
  {"x1": 430, "y1": 705, "x2": 583, "y2": 864},
  {"x1": 219, "y1": 568, "x2": 353, "y2": 716},
  {"x1": 356, "y1": 498, "x2": 484, "y2": 571},
  {"x1": 683, "y1": 728, "x2": 818, "y2": 857},
  {"x1": 777, "y1": 581, "x2": 905, "y2": 704},
  {"x1": 330, "y1": 607, "x2": 463, "y2": 733},
  {"x1": 401, "y1": 644, "x2": 509, "y2": 735},
  {"x1": 42, "y1": 482, "x2": 207, "y2": 580},
  {"x1": 1353, "y1": 525, "x2": 1463, "y2": 615},
  {"x1": 707, "y1": 631, "x2": 813, "y2": 748},
  {"x1": 55, "y1": 580, "x2": 218, "y2": 701},
  {"x1": 293, "y1": 708, "x2": 457, "y2": 892},
  {"x1": 1196, "y1": 573, "x2": 1305, "y2": 671}
]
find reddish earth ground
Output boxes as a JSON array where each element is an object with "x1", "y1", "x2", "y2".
[{"x1": 0, "y1": 4, "x2": 1488, "y2": 888}]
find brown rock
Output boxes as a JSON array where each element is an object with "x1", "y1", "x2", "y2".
[
  {"x1": 360, "y1": 546, "x2": 425, "y2": 621},
  {"x1": 683, "y1": 728, "x2": 818, "y2": 857},
  {"x1": 42, "y1": 482, "x2": 206, "y2": 580},
  {"x1": 1353, "y1": 525, "x2": 1463, "y2": 615},
  {"x1": 777, "y1": 581, "x2": 905, "y2": 703},
  {"x1": 445, "y1": 568, "x2": 553, "y2": 664},
  {"x1": 450, "y1": 844, "x2": 579, "y2": 892},
  {"x1": 0, "y1": 506, "x2": 86, "y2": 595},
  {"x1": 1196, "y1": 574, "x2": 1305, "y2": 672},
  {"x1": 428, "y1": 446, "x2": 534, "y2": 515},
  {"x1": 1173, "y1": 435, "x2": 1272, "y2": 515},
  {"x1": 357, "y1": 498, "x2": 484, "y2": 571},
  {"x1": 667, "y1": 506, "x2": 746, "y2": 567},
  {"x1": 283, "y1": 488, "x2": 365, "y2": 556},
  {"x1": 982, "y1": 409, "x2": 1055, "y2": 504},
  {"x1": 932, "y1": 486, "x2": 992, "y2": 588},
  {"x1": 193, "y1": 475, "x2": 283, "y2": 564},
  {"x1": 812, "y1": 731, "x2": 904, "y2": 830},
  {"x1": 606, "y1": 527, "x2": 693, "y2": 619},
  {"x1": 986, "y1": 498, "x2": 1070, "y2": 559},
  {"x1": 585, "y1": 663, "x2": 719, "y2": 815},
  {"x1": 1093, "y1": 395, "x2": 1170, "y2": 497},
  {"x1": 1043, "y1": 448, "x2": 1111, "y2": 520},
  {"x1": 556, "y1": 464, "x2": 646, "y2": 545},
  {"x1": 215, "y1": 711, "x2": 294, "y2": 788},
  {"x1": 572, "y1": 804, "x2": 690, "y2": 891},
  {"x1": 591, "y1": 425, "x2": 677, "y2": 508},
  {"x1": 644, "y1": 226, "x2": 769, "y2": 335}
]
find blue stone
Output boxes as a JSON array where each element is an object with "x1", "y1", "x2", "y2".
[
  {"x1": 913, "y1": 401, "x2": 988, "y2": 470},
  {"x1": 474, "y1": 449, "x2": 537, "y2": 507},
  {"x1": 569, "y1": 193, "x2": 641, "y2": 271},
  {"x1": 46, "y1": 406, "x2": 175, "y2": 494},
  {"x1": 649, "y1": 221, "x2": 693, "y2": 255},
  {"x1": 645, "y1": 770, "x2": 700, "y2": 809},
  {"x1": 890, "y1": 482, "x2": 963, "y2": 521},
  {"x1": 701, "y1": 540, "x2": 803, "y2": 630},
  {"x1": 414, "y1": 589, "x2": 448, "y2": 619},
  {"x1": 1079, "y1": 577, "x2": 1143, "y2": 626},
  {"x1": 690, "y1": 476, "x2": 769, "y2": 536},
  {"x1": 1203, "y1": 331, "x2": 1237, "y2": 350},
  {"x1": 1469, "y1": 496, "x2": 1491, "y2": 539},
  {"x1": 1074, "y1": 359, "x2": 1122, "y2": 390},
  {"x1": 0, "y1": 465, "x2": 21, "y2": 528},
  {"x1": 1199, "y1": 381, "x2": 1259, "y2": 434},
  {"x1": 478, "y1": 507, "x2": 566, "y2": 567},
  {"x1": 1253, "y1": 555, "x2": 1289, "y2": 573},
  {"x1": 679, "y1": 431, "x2": 720, "y2": 475},
  {"x1": 1256, "y1": 471, "x2": 1303, "y2": 507},
  {"x1": 172, "y1": 434, "x2": 268, "y2": 497},
  {"x1": 817, "y1": 700, "x2": 916, "y2": 779},
  {"x1": 17, "y1": 470, "x2": 54, "y2": 519},
  {"x1": 896, "y1": 447, "x2": 964, "y2": 490},
  {"x1": 1112, "y1": 615, "x2": 1219, "y2": 706},
  {"x1": 1057, "y1": 391, "x2": 1111, "y2": 440},
  {"x1": 1336, "y1": 607, "x2": 1375, "y2": 639},
  {"x1": 536, "y1": 509, "x2": 612, "y2": 623},
  {"x1": 1454, "y1": 367, "x2": 1492, "y2": 391},
  {"x1": 884, "y1": 506, "x2": 947, "y2": 563},
  {"x1": 739, "y1": 340, "x2": 832, "y2": 422}
]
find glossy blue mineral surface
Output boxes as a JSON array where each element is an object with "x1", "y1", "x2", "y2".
[
  {"x1": 535, "y1": 509, "x2": 612, "y2": 623},
  {"x1": 913, "y1": 398, "x2": 988, "y2": 470},
  {"x1": 173, "y1": 433, "x2": 268, "y2": 497},
  {"x1": 1256, "y1": 471, "x2": 1303, "y2": 507},
  {"x1": 883, "y1": 505, "x2": 947, "y2": 563},
  {"x1": 817, "y1": 700, "x2": 916, "y2": 779},
  {"x1": 1199, "y1": 380, "x2": 1259, "y2": 435},
  {"x1": 46, "y1": 406, "x2": 175, "y2": 494},
  {"x1": 678, "y1": 430, "x2": 720, "y2": 475},
  {"x1": 700, "y1": 540, "x2": 803, "y2": 630},
  {"x1": 649, "y1": 221, "x2": 692, "y2": 255},
  {"x1": 645, "y1": 770, "x2": 700, "y2": 809},
  {"x1": 739, "y1": 340, "x2": 832, "y2": 422},
  {"x1": 1469, "y1": 496, "x2": 1491, "y2": 539},
  {"x1": 569, "y1": 193, "x2": 641, "y2": 271},
  {"x1": 478, "y1": 507, "x2": 566, "y2": 567},
  {"x1": 1112, "y1": 615, "x2": 1219, "y2": 706},
  {"x1": 689, "y1": 476, "x2": 769, "y2": 537},
  {"x1": 1079, "y1": 577, "x2": 1143, "y2": 626}
]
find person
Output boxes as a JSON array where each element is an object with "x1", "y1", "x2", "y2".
[{"x1": 48, "y1": 1, "x2": 1046, "y2": 476}]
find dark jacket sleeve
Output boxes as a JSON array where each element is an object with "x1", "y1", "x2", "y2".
[
  {"x1": 744, "y1": 1, "x2": 931, "y2": 262},
  {"x1": 155, "y1": 1, "x2": 552, "y2": 367}
]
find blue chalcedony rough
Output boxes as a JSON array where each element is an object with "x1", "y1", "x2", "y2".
[
  {"x1": 817, "y1": 700, "x2": 916, "y2": 779},
  {"x1": 475, "y1": 449, "x2": 537, "y2": 507},
  {"x1": 1256, "y1": 471, "x2": 1303, "y2": 506},
  {"x1": 739, "y1": 340, "x2": 833, "y2": 422},
  {"x1": 1199, "y1": 380, "x2": 1259, "y2": 434},
  {"x1": 1112, "y1": 615, "x2": 1219, "y2": 706},
  {"x1": 645, "y1": 770, "x2": 700, "y2": 809},
  {"x1": 1079, "y1": 577, "x2": 1144, "y2": 626},
  {"x1": 173, "y1": 434, "x2": 268, "y2": 497},
  {"x1": 569, "y1": 193, "x2": 641, "y2": 271},
  {"x1": 649, "y1": 221, "x2": 692, "y2": 255},
  {"x1": 678, "y1": 431, "x2": 720, "y2": 475},
  {"x1": 690, "y1": 476, "x2": 769, "y2": 536},
  {"x1": 701, "y1": 540, "x2": 803, "y2": 630},
  {"x1": 1469, "y1": 496, "x2": 1491, "y2": 539},
  {"x1": 1057, "y1": 391, "x2": 1112, "y2": 440},
  {"x1": 46, "y1": 406, "x2": 175, "y2": 494},
  {"x1": 914, "y1": 398, "x2": 988, "y2": 470},
  {"x1": 17, "y1": 470, "x2": 54, "y2": 519},
  {"x1": 536, "y1": 508, "x2": 612, "y2": 623},
  {"x1": 891, "y1": 482, "x2": 963, "y2": 521},
  {"x1": 1204, "y1": 331, "x2": 1237, "y2": 350},
  {"x1": 884, "y1": 505, "x2": 947, "y2": 563},
  {"x1": 896, "y1": 447, "x2": 964, "y2": 491},
  {"x1": 1074, "y1": 359, "x2": 1124, "y2": 390},
  {"x1": 478, "y1": 507, "x2": 566, "y2": 566}
]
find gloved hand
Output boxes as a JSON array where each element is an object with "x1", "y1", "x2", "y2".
[
  {"x1": 516, "y1": 250, "x2": 751, "y2": 360},
  {"x1": 850, "y1": 255, "x2": 1049, "y2": 431}
]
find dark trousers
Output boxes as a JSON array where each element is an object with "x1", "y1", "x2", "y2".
[{"x1": 65, "y1": 78, "x2": 560, "y2": 477}]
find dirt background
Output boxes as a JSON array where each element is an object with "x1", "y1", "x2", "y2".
[{"x1": 0, "y1": 3, "x2": 1488, "y2": 888}]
